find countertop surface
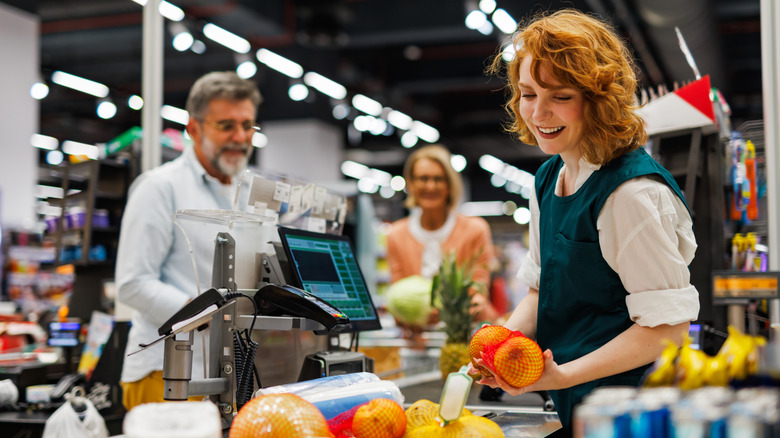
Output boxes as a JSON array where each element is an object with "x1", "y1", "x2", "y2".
[{"x1": 394, "y1": 370, "x2": 561, "y2": 437}]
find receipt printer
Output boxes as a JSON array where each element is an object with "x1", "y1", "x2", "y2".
[{"x1": 298, "y1": 350, "x2": 374, "y2": 381}]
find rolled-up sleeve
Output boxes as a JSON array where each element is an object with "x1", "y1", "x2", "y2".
[{"x1": 599, "y1": 177, "x2": 700, "y2": 327}]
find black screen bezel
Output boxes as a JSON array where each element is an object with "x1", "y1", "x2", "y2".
[{"x1": 277, "y1": 226, "x2": 382, "y2": 333}]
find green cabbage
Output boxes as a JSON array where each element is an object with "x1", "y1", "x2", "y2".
[{"x1": 386, "y1": 275, "x2": 434, "y2": 326}]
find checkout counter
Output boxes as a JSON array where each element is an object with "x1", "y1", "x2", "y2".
[{"x1": 1, "y1": 170, "x2": 562, "y2": 437}]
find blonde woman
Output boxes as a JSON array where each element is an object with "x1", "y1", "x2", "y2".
[{"x1": 386, "y1": 145, "x2": 498, "y2": 338}]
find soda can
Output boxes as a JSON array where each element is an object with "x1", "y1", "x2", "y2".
[
  {"x1": 574, "y1": 400, "x2": 632, "y2": 438},
  {"x1": 729, "y1": 387, "x2": 780, "y2": 438},
  {"x1": 631, "y1": 387, "x2": 680, "y2": 438}
]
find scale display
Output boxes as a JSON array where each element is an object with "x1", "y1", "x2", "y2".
[{"x1": 278, "y1": 227, "x2": 382, "y2": 332}]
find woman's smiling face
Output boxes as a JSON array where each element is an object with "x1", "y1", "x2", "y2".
[
  {"x1": 409, "y1": 158, "x2": 450, "y2": 212},
  {"x1": 517, "y1": 55, "x2": 586, "y2": 161}
]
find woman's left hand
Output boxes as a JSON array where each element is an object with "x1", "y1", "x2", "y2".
[
  {"x1": 469, "y1": 292, "x2": 499, "y2": 323},
  {"x1": 473, "y1": 348, "x2": 562, "y2": 396}
]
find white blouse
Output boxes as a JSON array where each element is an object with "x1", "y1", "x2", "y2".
[{"x1": 517, "y1": 157, "x2": 700, "y2": 327}]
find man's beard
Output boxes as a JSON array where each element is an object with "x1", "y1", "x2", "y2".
[{"x1": 207, "y1": 139, "x2": 251, "y2": 178}]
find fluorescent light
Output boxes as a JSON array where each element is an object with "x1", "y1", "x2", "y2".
[
  {"x1": 400, "y1": 131, "x2": 418, "y2": 148},
  {"x1": 203, "y1": 23, "x2": 250, "y2": 53},
  {"x1": 479, "y1": 0, "x2": 497, "y2": 14},
  {"x1": 390, "y1": 175, "x2": 406, "y2": 191},
  {"x1": 159, "y1": 1, "x2": 184, "y2": 21},
  {"x1": 256, "y1": 49, "x2": 303, "y2": 78},
  {"x1": 288, "y1": 83, "x2": 309, "y2": 101},
  {"x1": 490, "y1": 173, "x2": 507, "y2": 187},
  {"x1": 62, "y1": 140, "x2": 99, "y2": 160},
  {"x1": 172, "y1": 31, "x2": 194, "y2": 51},
  {"x1": 341, "y1": 160, "x2": 369, "y2": 179},
  {"x1": 97, "y1": 100, "x2": 117, "y2": 119},
  {"x1": 46, "y1": 150, "x2": 65, "y2": 166},
  {"x1": 368, "y1": 118, "x2": 388, "y2": 136},
  {"x1": 131, "y1": 0, "x2": 146, "y2": 5},
  {"x1": 477, "y1": 21, "x2": 494, "y2": 35},
  {"x1": 461, "y1": 201, "x2": 505, "y2": 217},
  {"x1": 353, "y1": 115, "x2": 373, "y2": 132},
  {"x1": 357, "y1": 178, "x2": 379, "y2": 194},
  {"x1": 465, "y1": 10, "x2": 488, "y2": 30},
  {"x1": 236, "y1": 60, "x2": 257, "y2": 79},
  {"x1": 332, "y1": 104, "x2": 350, "y2": 120},
  {"x1": 479, "y1": 154, "x2": 505, "y2": 173},
  {"x1": 379, "y1": 186, "x2": 395, "y2": 199},
  {"x1": 31, "y1": 134, "x2": 59, "y2": 150},
  {"x1": 252, "y1": 132, "x2": 268, "y2": 148},
  {"x1": 513, "y1": 207, "x2": 531, "y2": 224},
  {"x1": 303, "y1": 72, "x2": 347, "y2": 100},
  {"x1": 387, "y1": 110, "x2": 413, "y2": 130},
  {"x1": 502, "y1": 201, "x2": 517, "y2": 215},
  {"x1": 161, "y1": 105, "x2": 189, "y2": 125},
  {"x1": 368, "y1": 168, "x2": 392, "y2": 186},
  {"x1": 411, "y1": 120, "x2": 440, "y2": 143},
  {"x1": 30, "y1": 82, "x2": 49, "y2": 99},
  {"x1": 51, "y1": 71, "x2": 109, "y2": 98},
  {"x1": 191, "y1": 40, "x2": 206, "y2": 54},
  {"x1": 450, "y1": 154, "x2": 467, "y2": 172},
  {"x1": 128, "y1": 95, "x2": 144, "y2": 110},
  {"x1": 491, "y1": 8, "x2": 517, "y2": 34},
  {"x1": 502, "y1": 43, "x2": 516, "y2": 62},
  {"x1": 352, "y1": 94, "x2": 382, "y2": 116}
]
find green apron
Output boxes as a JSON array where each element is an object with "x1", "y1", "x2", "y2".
[{"x1": 534, "y1": 148, "x2": 690, "y2": 431}]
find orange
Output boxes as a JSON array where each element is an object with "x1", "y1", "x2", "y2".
[
  {"x1": 351, "y1": 398, "x2": 406, "y2": 438},
  {"x1": 493, "y1": 336, "x2": 544, "y2": 388},
  {"x1": 229, "y1": 393, "x2": 334, "y2": 438},
  {"x1": 468, "y1": 325, "x2": 513, "y2": 376}
]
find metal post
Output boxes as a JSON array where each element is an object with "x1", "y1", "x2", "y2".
[
  {"x1": 141, "y1": 0, "x2": 163, "y2": 172},
  {"x1": 760, "y1": 0, "x2": 780, "y2": 332}
]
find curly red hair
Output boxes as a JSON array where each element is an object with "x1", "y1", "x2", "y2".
[{"x1": 490, "y1": 9, "x2": 647, "y2": 165}]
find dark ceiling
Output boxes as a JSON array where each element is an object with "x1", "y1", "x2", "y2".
[{"x1": 3, "y1": 0, "x2": 765, "y2": 194}]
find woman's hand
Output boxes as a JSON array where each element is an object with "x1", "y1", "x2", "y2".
[
  {"x1": 473, "y1": 349, "x2": 563, "y2": 395},
  {"x1": 470, "y1": 292, "x2": 499, "y2": 323}
]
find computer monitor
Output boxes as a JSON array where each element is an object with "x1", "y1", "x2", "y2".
[{"x1": 277, "y1": 226, "x2": 382, "y2": 333}]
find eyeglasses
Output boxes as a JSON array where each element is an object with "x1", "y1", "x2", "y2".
[
  {"x1": 412, "y1": 175, "x2": 447, "y2": 185},
  {"x1": 201, "y1": 119, "x2": 261, "y2": 134}
]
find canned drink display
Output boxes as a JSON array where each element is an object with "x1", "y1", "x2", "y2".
[
  {"x1": 574, "y1": 386, "x2": 778, "y2": 438},
  {"x1": 729, "y1": 388, "x2": 780, "y2": 438},
  {"x1": 632, "y1": 388, "x2": 680, "y2": 438},
  {"x1": 574, "y1": 401, "x2": 631, "y2": 438}
]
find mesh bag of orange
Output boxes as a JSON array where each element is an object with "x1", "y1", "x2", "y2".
[{"x1": 468, "y1": 325, "x2": 544, "y2": 388}]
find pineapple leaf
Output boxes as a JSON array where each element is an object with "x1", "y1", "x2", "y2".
[{"x1": 431, "y1": 247, "x2": 487, "y2": 343}]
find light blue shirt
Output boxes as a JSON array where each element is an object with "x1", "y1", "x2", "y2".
[{"x1": 117, "y1": 146, "x2": 237, "y2": 382}]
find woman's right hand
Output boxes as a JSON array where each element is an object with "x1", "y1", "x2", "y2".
[{"x1": 472, "y1": 349, "x2": 558, "y2": 396}]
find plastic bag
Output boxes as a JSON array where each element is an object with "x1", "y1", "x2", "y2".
[
  {"x1": 303, "y1": 380, "x2": 405, "y2": 420},
  {"x1": 42, "y1": 391, "x2": 108, "y2": 438},
  {"x1": 253, "y1": 372, "x2": 379, "y2": 399},
  {"x1": 124, "y1": 401, "x2": 221, "y2": 438}
]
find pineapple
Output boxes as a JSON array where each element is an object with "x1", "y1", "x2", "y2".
[{"x1": 432, "y1": 249, "x2": 485, "y2": 380}]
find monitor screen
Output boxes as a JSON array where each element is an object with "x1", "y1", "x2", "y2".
[
  {"x1": 278, "y1": 226, "x2": 382, "y2": 332},
  {"x1": 48, "y1": 321, "x2": 81, "y2": 347}
]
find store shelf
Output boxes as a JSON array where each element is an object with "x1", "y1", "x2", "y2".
[{"x1": 38, "y1": 159, "x2": 133, "y2": 267}]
